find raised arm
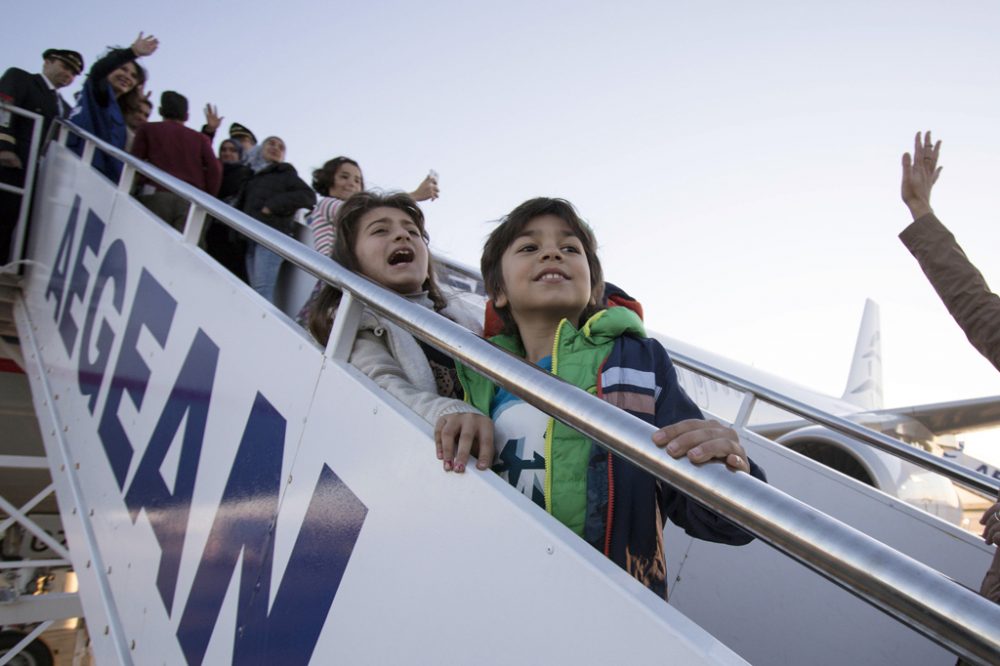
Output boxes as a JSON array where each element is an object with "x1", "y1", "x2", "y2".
[
  {"x1": 899, "y1": 131, "x2": 1000, "y2": 372},
  {"x1": 901, "y1": 130, "x2": 942, "y2": 220},
  {"x1": 409, "y1": 173, "x2": 440, "y2": 202}
]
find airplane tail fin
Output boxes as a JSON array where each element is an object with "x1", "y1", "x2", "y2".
[{"x1": 842, "y1": 299, "x2": 884, "y2": 410}]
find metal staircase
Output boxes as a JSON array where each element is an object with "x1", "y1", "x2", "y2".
[{"x1": 1, "y1": 115, "x2": 999, "y2": 665}]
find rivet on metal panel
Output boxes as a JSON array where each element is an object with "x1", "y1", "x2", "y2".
[
  {"x1": 546, "y1": 546, "x2": 554, "y2": 555},
  {"x1": 60, "y1": 465, "x2": 65, "y2": 471},
  {"x1": 107, "y1": 566, "x2": 112, "y2": 575},
  {"x1": 71, "y1": 508, "x2": 76, "y2": 515},
  {"x1": 373, "y1": 405, "x2": 378, "y2": 414},
  {"x1": 63, "y1": 426, "x2": 68, "y2": 432},
  {"x1": 86, "y1": 560, "x2": 91, "y2": 568},
  {"x1": 130, "y1": 640, "x2": 135, "y2": 650},
  {"x1": 74, "y1": 462, "x2": 79, "y2": 470},
  {"x1": 54, "y1": 394, "x2": 59, "y2": 400},
  {"x1": 89, "y1": 509, "x2": 94, "y2": 516},
  {"x1": 103, "y1": 626, "x2": 109, "y2": 635},
  {"x1": 287, "y1": 474, "x2": 293, "y2": 484}
]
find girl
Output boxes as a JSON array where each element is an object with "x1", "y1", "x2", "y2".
[
  {"x1": 69, "y1": 32, "x2": 158, "y2": 181},
  {"x1": 296, "y1": 158, "x2": 439, "y2": 324},
  {"x1": 308, "y1": 191, "x2": 492, "y2": 471}
]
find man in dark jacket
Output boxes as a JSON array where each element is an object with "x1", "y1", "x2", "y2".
[
  {"x1": 236, "y1": 136, "x2": 314, "y2": 303},
  {"x1": 0, "y1": 48, "x2": 83, "y2": 263},
  {"x1": 132, "y1": 91, "x2": 221, "y2": 230}
]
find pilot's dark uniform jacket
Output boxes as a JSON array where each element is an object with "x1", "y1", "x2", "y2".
[
  {"x1": 0, "y1": 55, "x2": 79, "y2": 263},
  {"x1": 0, "y1": 68, "x2": 71, "y2": 165}
]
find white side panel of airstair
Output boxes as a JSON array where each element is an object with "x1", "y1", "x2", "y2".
[
  {"x1": 664, "y1": 433, "x2": 994, "y2": 666},
  {"x1": 14, "y1": 142, "x2": 748, "y2": 664}
]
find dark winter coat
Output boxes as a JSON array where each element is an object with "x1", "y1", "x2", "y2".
[{"x1": 235, "y1": 162, "x2": 314, "y2": 234}]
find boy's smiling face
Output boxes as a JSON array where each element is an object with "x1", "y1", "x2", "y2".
[{"x1": 495, "y1": 214, "x2": 594, "y2": 328}]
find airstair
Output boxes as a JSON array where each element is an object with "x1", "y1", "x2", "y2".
[{"x1": 1, "y1": 115, "x2": 999, "y2": 665}]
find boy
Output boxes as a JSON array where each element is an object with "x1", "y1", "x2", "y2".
[{"x1": 438, "y1": 197, "x2": 765, "y2": 598}]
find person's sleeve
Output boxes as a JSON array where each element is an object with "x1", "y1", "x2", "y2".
[
  {"x1": 130, "y1": 123, "x2": 149, "y2": 159},
  {"x1": 201, "y1": 135, "x2": 222, "y2": 196},
  {"x1": 0, "y1": 68, "x2": 29, "y2": 152},
  {"x1": 350, "y1": 329, "x2": 481, "y2": 423},
  {"x1": 308, "y1": 198, "x2": 340, "y2": 256},
  {"x1": 87, "y1": 48, "x2": 136, "y2": 108},
  {"x1": 265, "y1": 173, "x2": 316, "y2": 215},
  {"x1": 900, "y1": 213, "x2": 1000, "y2": 372},
  {"x1": 651, "y1": 340, "x2": 767, "y2": 545},
  {"x1": 981, "y1": 532, "x2": 1000, "y2": 604}
]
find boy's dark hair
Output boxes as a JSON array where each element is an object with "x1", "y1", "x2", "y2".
[
  {"x1": 308, "y1": 191, "x2": 448, "y2": 344},
  {"x1": 159, "y1": 90, "x2": 188, "y2": 120},
  {"x1": 312, "y1": 156, "x2": 364, "y2": 196},
  {"x1": 482, "y1": 197, "x2": 605, "y2": 336}
]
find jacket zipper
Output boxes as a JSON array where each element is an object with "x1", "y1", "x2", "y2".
[
  {"x1": 543, "y1": 320, "x2": 566, "y2": 514},
  {"x1": 595, "y1": 356, "x2": 615, "y2": 555}
]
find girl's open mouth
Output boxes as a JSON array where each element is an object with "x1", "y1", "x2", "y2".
[{"x1": 388, "y1": 248, "x2": 414, "y2": 265}]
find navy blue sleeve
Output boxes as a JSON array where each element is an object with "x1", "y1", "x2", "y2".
[{"x1": 650, "y1": 339, "x2": 767, "y2": 545}]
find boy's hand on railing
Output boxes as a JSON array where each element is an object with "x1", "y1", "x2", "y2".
[
  {"x1": 435, "y1": 412, "x2": 495, "y2": 473},
  {"x1": 652, "y1": 419, "x2": 750, "y2": 473},
  {"x1": 0, "y1": 150, "x2": 23, "y2": 169}
]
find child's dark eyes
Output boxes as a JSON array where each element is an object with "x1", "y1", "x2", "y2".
[{"x1": 516, "y1": 243, "x2": 538, "y2": 253}]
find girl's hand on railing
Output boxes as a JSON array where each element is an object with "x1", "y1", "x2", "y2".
[
  {"x1": 653, "y1": 419, "x2": 750, "y2": 473},
  {"x1": 435, "y1": 412, "x2": 495, "y2": 473}
]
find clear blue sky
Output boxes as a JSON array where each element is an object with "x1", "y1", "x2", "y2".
[{"x1": 8, "y1": 1, "x2": 1000, "y2": 457}]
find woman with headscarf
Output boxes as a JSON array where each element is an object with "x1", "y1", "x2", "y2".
[
  {"x1": 235, "y1": 136, "x2": 315, "y2": 303},
  {"x1": 69, "y1": 32, "x2": 158, "y2": 181}
]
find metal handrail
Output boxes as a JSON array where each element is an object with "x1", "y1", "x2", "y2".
[
  {"x1": 45, "y1": 120, "x2": 1000, "y2": 664},
  {"x1": 670, "y1": 351, "x2": 1000, "y2": 495},
  {"x1": 433, "y1": 254, "x2": 1000, "y2": 496},
  {"x1": 0, "y1": 103, "x2": 44, "y2": 265}
]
